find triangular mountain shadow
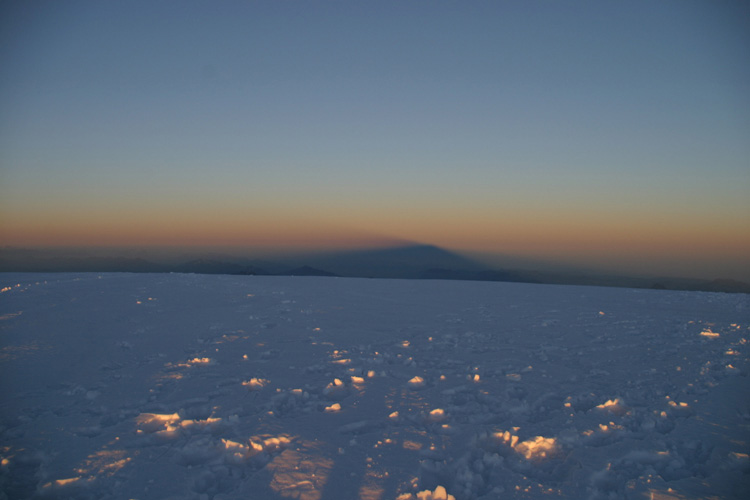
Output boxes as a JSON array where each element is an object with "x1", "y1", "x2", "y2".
[{"x1": 291, "y1": 244, "x2": 486, "y2": 279}]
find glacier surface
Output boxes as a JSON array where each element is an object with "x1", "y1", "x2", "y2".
[{"x1": 1, "y1": 273, "x2": 748, "y2": 499}]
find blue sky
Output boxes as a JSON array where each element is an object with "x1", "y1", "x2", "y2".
[{"x1": 1, "y1": 0, "x2": 748, "y2": 280}]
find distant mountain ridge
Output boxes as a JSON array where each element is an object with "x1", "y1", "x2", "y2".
[{"x1": 1, "y1": 245, "x2": 748, "y2": 294}]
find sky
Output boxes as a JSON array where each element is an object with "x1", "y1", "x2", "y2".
[{"x1": 1, "y1": 0, "x2": 749, "y2": 281}]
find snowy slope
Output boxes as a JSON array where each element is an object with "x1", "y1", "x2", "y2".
[{"x1": 1, "y1": 273, "x2": 748, "y2": 500}]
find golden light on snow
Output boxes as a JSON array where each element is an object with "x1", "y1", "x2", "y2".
[
  {"x1": 358, "y1": 469, "x2": 387, "y2": 500},
  {"x1": 596, "y1": 398, "x2": 629, "y2": 415},
  {"x1": 323, "y1": 378, "x2": 347, "y2": 398},
  {"x1": 396, "y1": 485, "x2": 456, "y2": 500},
  {"x1": 426, "y1": 408, "x2": 447, "y2": 423},
  {"x1": 76, "y1": 449, "x2": 133, "y2": 477},
  {"x1": 181, "y1": 417, "x2": 222, "y2": 429},
  {"x1": 135, "y1": 412, "x2": 181, "y2": 433},
  {"x1": 407, "y1": 376, "x2": 426, "y2": 389},
  {"x1": 514, "y1": 436, "x2": 559, "y2": 461},
  {"x1": 403, "y1": 440, "x2": 423, "y2": 451},
  {"x1": 597, "y1": 399, "x2": 619, "y2": 409},
  {"x1": 42, "y1": 446, "x2": 138, "y2": 491},
  {"x1": 135, "y1": 413, "x2": 223, "y2": 436},
  {"x1": 597, "y1": 422, "x2": 624, "y2": 433},
  {"x1": 164, "y1": 357, "x2": 214, "y2": 371},
  {"x1": 188, "y1": 357, "x2": 211, "y2": 365},
  {"x1": 221, "y1": 438, "x2": 265, "y2": 462},
  {"x1": 42, "y1": 477, "x2": 83, "y2": 489},
  {"x1": 495, "y1": 430, "x2": 559, "y2": 461},
  {"x1": 497, "y1": 430, "x2": 519, "y2": 448},
  {"x1": 58, "y1": 478, "x2": 81, "y2": 486},
  {"x1": 700, "y1": 329, "x2": 720, "y2": 338},
  {"x1": 266, "y1": 440, "x2": 333, "y2": 500},
  {"x1": 668, "y1": 401, "x2": 689, "y2": 408}
]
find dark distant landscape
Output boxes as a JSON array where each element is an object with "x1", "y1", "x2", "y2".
[{"x1": 1, "y1": 245, "x2": 748, "y2": 294}]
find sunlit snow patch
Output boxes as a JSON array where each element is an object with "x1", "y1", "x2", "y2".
[
  {"x1": 494, "y1": 430, "x2": 559, "y2": 461},
  {"x1": 188, "y1": 357, "x2": 212, "y2": 365},
  {"x1": 40, "y1": 476, "x2": 91, "y2": 495},
  {"x1": 221, "y1": 438, "x2": 265, "y2": 464},
  {"x1": 397, "y1": 485, "x2": 456, "y2": 500},
  {"x1": 426, "y1": 408, "x2": 447, "y2": 423},
  {"x1": 242, "y1": 378, "x2": 269, "y2": 390},
  {"x1": 76, "y1": 449, "x2": 132, "y2": 477},
  {"x1": 595, "y1": 398, "x2": 629, "y2": 416},
  {"x1": 515, "y1": 436, "x2": 558, "y2": 461},
  {"x1": 266, "y1": 440, "x2": 333, "y2": 500},
  {"x1": 164, "y1": 357, "x2": 215, "y2": 371},
  {"x1": 135, "y1": 412, "x2": 181, "y2": 433},
  {"x1": 135, "y1": 413, "x2": 224, "y2": 439},
  {"x1": 324, "y1": 378, "x2": 348, "y2": 399},
  {"x1": 407, "y1": 376, "x2": 426, "y2": 389}
]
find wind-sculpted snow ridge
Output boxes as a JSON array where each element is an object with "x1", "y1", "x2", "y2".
[{"x1": 1, "y1": 273, "x2": 748, "y2": 499}]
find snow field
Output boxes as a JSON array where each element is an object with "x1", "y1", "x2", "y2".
[{"x1": 1, "y1": 273, "x2": 748, "y2": 499}]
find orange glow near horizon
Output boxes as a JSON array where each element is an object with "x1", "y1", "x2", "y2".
[{"x1": 2, "y1": 201, "x2": 749, "y2": 280}]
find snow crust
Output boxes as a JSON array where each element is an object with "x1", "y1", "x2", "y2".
[{"x1": 1, "y1": 273, "x2": 748, "y2": 499}]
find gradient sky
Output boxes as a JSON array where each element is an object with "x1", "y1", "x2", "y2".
[{"x1": 1, "y1": 0, "x2": 749, "y2": 280}]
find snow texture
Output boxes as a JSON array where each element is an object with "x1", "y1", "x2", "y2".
[{"x1": 1, "y1": 273, "x2": 748, "y2": 499}]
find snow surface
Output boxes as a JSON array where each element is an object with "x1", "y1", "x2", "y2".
[{"x1": 1, "y1": 272, "x2": 748, "y2": 500}]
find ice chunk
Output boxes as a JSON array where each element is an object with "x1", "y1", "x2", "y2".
[{"x1": 408, "y1": 376, "x2": 426, "y2": 389}]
